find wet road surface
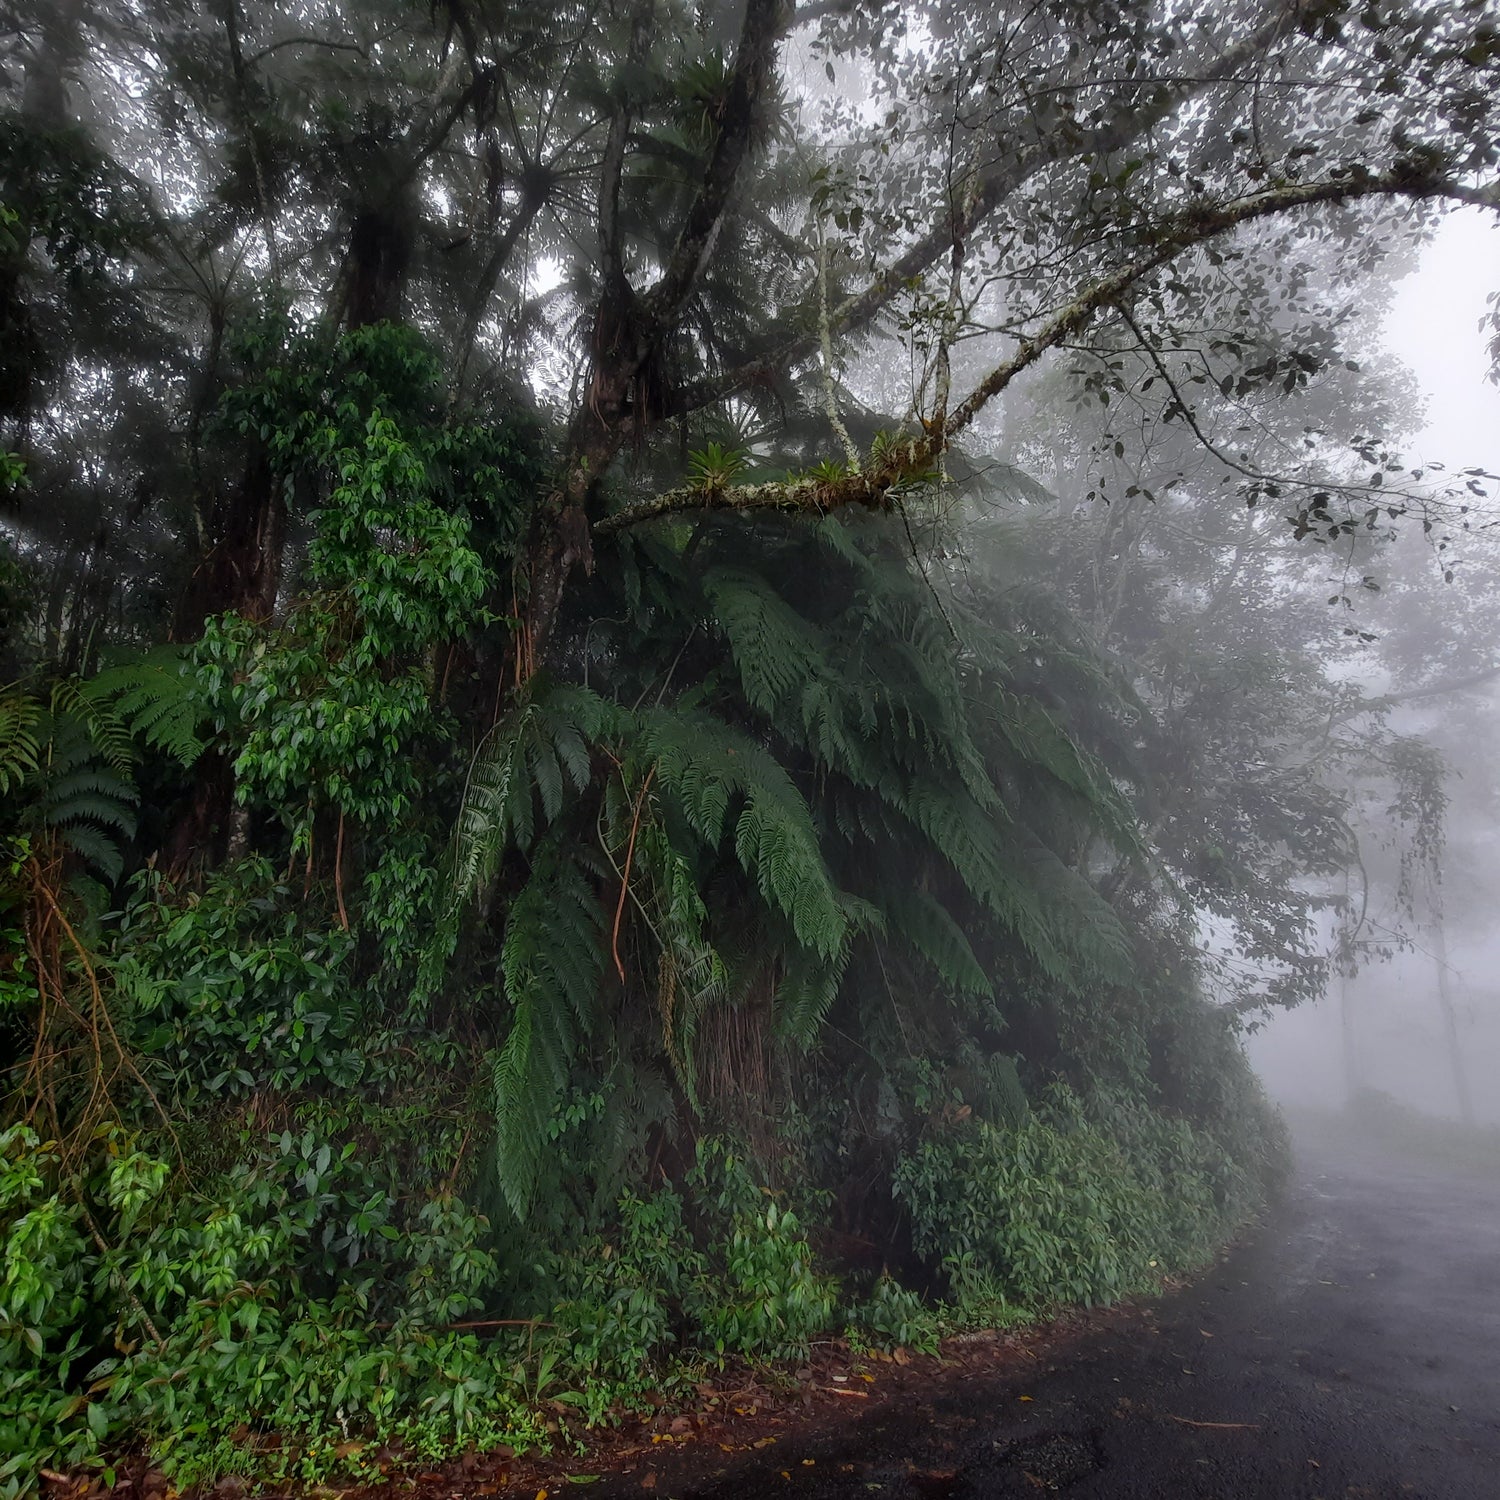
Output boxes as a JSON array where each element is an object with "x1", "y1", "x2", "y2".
[{"x1": 600, "y1": 1139, "x2": 1500, "y2": 1499}]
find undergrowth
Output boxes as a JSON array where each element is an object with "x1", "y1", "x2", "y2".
[
  {"x1": 0, "y1": 323, "x2": 1293, "y2": 1495},
  {"x1": 1, "y1": 1085, "x2": 1284, "y2": 1495}
]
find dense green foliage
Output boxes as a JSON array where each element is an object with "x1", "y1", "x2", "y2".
[{"x1": 3, "y1": 0, "x2": 1495, "y2": 1490}]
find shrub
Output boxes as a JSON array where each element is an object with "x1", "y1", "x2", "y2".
[
  {"x1": 0, "y1": 1124, "x2": 546, "y2": 1494},
  {"x1": 892, "y1": 1087, "x2": 1266, "y2": 1311}
]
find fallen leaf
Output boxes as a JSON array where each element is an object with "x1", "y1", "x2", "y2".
[
  {"x1": 640, "y1": 1476, "x2": 657, "y2": 1492},
  {"x1": 753, "y1": 1437, "x2": 777, "y2": 1448}
]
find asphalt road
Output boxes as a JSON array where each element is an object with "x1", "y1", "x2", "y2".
[{"x1": 619, "y1": 1137, "x2": 1500, "y2": 1499}]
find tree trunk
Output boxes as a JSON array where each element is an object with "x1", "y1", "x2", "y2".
[
  {"x1": 1432, "y1": 911, "x2": 1474, "y2": 1128},
  {"x1": 167, "y1": 452, "x2": 285, "y2": 876},
  {"x1": 343, "y1": 198, "x2": 415, "y2": 330},
  {"x1": 1339, "y1": 956, "x2": 1361, "y2": 1106},
  {"x1": 173, "y1": 448, "x2": 285, "y2": 639}
]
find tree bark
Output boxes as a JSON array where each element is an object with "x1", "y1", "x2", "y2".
[
  {"x1": 173, "y1": 448, "x2": 285, "y2": 639},
  {"x1": 1431, "y1": 908, "x2": 1474, "y2": 1128}
]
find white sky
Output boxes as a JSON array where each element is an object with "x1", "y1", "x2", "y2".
[{"x1": 1382, "y1": 208, "x2": 1500, "y2": 480}]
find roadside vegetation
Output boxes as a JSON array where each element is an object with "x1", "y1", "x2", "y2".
[{"x1": 2, "y1": 0, "x2": 1495, "y2": 1491}]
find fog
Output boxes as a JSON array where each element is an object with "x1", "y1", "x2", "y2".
[{"x1": 1247, "y1": 210, "x2": 1500, "y2": 1129}]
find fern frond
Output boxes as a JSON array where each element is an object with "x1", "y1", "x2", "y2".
[
  {"x1": 883, "y1": 887, "x2": 992, "y2": 998},
  {"x1": 895, "y1": 779, "x2": 1116, "y2": 985},
  {"x1": 633, "y1": 821, "x2": 727, "y2": 1106},
  {"x1": 49, "y1": 680, "x2": 133, "y2": 776},
  {"x1": 54, "y1": 822, "x2": 128, "y2": 883},
  {"x1": 702, "y1": 567, "x2": 827, "y2": 717},
  {"x1": 492, "y1": 846, "x2": 608, "y2": 1218},
  {"x1": 0, "y1": 690, "x2": 41, "y2": 795},
  {"x1": 39, "y1": 773, "x2": 140, "y2": 832},
  {"x1": 636, "y1": 705, "x2": 849, "y2": 961},
  {"x1": 85, "y1": 647, "x2": 206, "y2": 767},
  {"x1": 774, "y1": 942, "x2": 849, "y2": 1051}
]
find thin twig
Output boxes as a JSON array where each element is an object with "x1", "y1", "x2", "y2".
[
  {"x1": 610, "y1": 767, "x2": 655, "y2": 982},
  {"x1": 334, "y1": 810, "x2": 350, "y2": 932},
  {"x1": 1165, "y1": 1415, "x2": 1259, "y2": 1430}
]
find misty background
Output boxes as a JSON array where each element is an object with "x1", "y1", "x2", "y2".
[{"x1": 1248, "y1": 208, "x2": 1500, "y2": 1126}]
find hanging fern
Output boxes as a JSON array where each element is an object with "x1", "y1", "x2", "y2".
[
  {"x1": 881, "y1": 886, "x2": 992, "y2": 1000},
  {"x1": 453, "y1": 683, "x2": 614, "y2": 891},
  {"x1": 630, "y1": 820, "x2": 728, "y2": 1106},
  {"x1": 492, "y1": 843, "x2": 608, "y2": 1218},
  {"x1": 633, "y1": 705, "x2": 850, "y2": 962},
  {"x1": 701, "y1": 566, "x2": 828, "y2": 718}
]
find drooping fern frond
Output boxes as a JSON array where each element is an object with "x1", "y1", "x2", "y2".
[
  {"x1": 25, "y1": 708, "x2": 139, "y2": 883},
  {"x1": 881, "y1": 886, "x2": 992, "y2": 1000},
  {"x1": 84, "y1": 647, "x2": 207, "y2": 767},
  {"x1": 444, "y1": 680, "x2": 613, "y2": 932},
  {"x1": 635, "y1": 705, "x2": 850, "y2": 962},
  {"x1": 48, "y1": 680, "x2": 133, "y2": 777},
  {"x1": 893, "y1": 778, "x2": 1128, "y2": 988},
  {"x1": 773, "y1": 890, "x2": 879, "y2": 1049},
  {"x1": 492, "y1": 844, "x2": 608, "y2": 1218},
  {"x1": 0, "y1": 689, "x2": 41, "y2": 795},
  {"x1": 701, "y1": 566, "x2": 828, "y2": 717},
  {"x1": 702, "y1": 542, "x2": 999, "y2": 815},
  {"x1": 630, "y1": 820, "x2": 727, "y2": 1106}
]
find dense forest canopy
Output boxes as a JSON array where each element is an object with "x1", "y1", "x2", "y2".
[{"x1": 1, "y1": 0, "x2": 1497, "y2": 1488}]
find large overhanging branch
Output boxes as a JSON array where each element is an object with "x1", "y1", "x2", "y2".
[
  {"x1": 596, "y1": 169, "x2": 1500, "y2": 538},
  {"x1": 666, "y1": 0, "x2": 1304, "y2": 419}
]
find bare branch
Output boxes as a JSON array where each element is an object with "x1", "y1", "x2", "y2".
[{"x1": 1336, "y1": 665, "x2": 1500, "y2": 720}]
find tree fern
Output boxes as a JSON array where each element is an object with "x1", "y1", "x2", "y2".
[
  {"x1": 492, "y1": 843, "x2": 607, "y2": 1218},
  {"x1": 634, "y1": 705, "x2": 849, "y2": 962}
]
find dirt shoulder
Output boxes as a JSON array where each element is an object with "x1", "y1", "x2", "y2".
[{"x1": 460, "y1": 1135, "x2": 1500, "y2": 1498}]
